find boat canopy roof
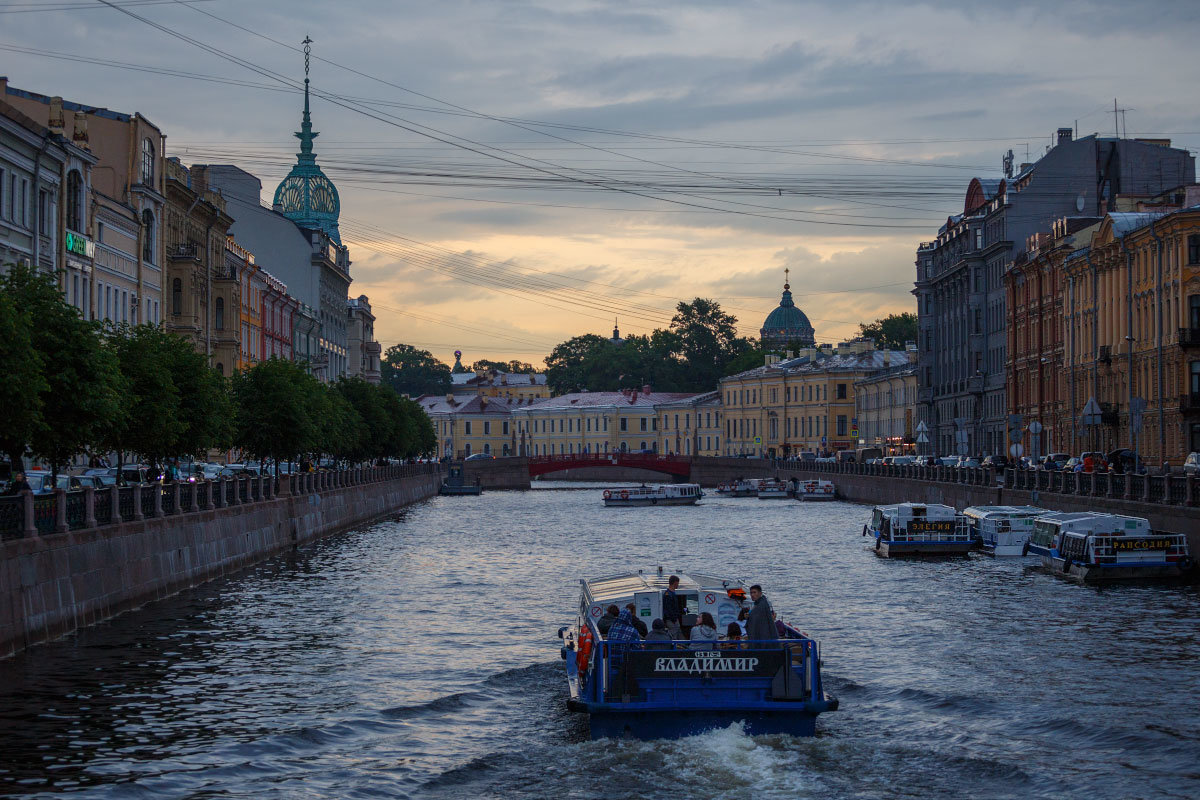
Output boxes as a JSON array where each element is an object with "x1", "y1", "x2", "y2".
[
  {"x1": 962, "y1": 505, "x2": 1045, "y2": 519},
  {"x1": 874, "y1": 502, "x2": 958, "y2": 521},
  {"x1": 582, "y1": 570, "x2": 744, "y2": 604}
]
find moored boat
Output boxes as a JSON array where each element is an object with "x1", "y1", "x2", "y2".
[
  {"x1": 602, "y1": 484, "x2": 702, "y2": 507},
  {"x1": 716, "y1": 478, "x2": 763, "y2": 497},
  {"x1": 559, "y1": 569, "x2": 837, "y2": 739},
  {"x1": 862, "y1": 502, "x2": 972, "y2": 557},
  {"x1": 1025, "y1": 512, "x2": 1193, "y2": 582},
  {"x1": 794, "y1": 479, "x2": 836, "y2": 501},
  {"x1": 962, "y1": 505, "x2": 1045, "y2": 556},
  {"x1": 439, "y1": 465, "x2": 482, "y2": 496},
  {"x1": 756, "y1": 479, "x2": 791, "y2": 499}
]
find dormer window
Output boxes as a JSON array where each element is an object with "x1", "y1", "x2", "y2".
[{"x1": 141, "y1": 138, "x2": 155, "y2": 185}]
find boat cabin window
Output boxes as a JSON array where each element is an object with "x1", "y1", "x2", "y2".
[{"x1": 871, "y1": 509, "x2": 884, "y2": 529}]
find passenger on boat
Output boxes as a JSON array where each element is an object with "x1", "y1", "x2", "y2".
[
  {"x1": 662, "y1": 575, "x2": 683, "y2": 638},
  {"x1": 597, "y1": 605, "x2": 620, "y2": 636},
  {"x1": 736, "y1": 608, "x2": 749, "y2": 636},
  {"x1": 688, "y1": 613, "x2": 719, "y2": 650},
  {"x1": 624, "y1": 603, "x2": 648, "y2": 637},
  {"x1": 747, "y1": 585, "x2": 777, "y2": 642},
  {"x1": 643, "y1": 619, "x2": 674, "y2": 649},
  {"x1": 606, "y1": 608, "x2": 642, "y2": 654},
  {"x1": 721, "y1": 623, "x2": 744, "y2": 649}
]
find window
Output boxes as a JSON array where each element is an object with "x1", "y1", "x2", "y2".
[
  {"x1": 66, "y1": 170, "x2": 83, "y2": 232},
  {"x1": 836, "y1": 383, "x2": 847, "y2": 400},
  {"x1": 0, "y1": 168, "x2": 4, "y2": 218},
  {"x1": 1189, "y1": 294, "x2": 1200, "y2": 330},
  {"x1": 640, "y1": 418, "x2": 647, "y2": 432},
  {"x1": 215, "y1": 297, "x2": 225, "y2": 330},
  {"x1": 142, "y1": 210, "x2": 155, "y2": 263},
  {"x1": 19, "y1": 179, "x2": 27, "y2": 227},
  {"x1": 1189, "y1": 234, "x2": 1200, "y2": 265},
  {"x1": 620, "y1": 417, "x2": 628, "y2": 432},
  {"x1": 483, "y1": 421, "x2": 491, "y2": 435},
  {"x1": 465, "y1": 421, "x2": 472, "y2": 435},
  {"x1": 502, "y1": 421, "x2": 509, "y2": 435},
  {"x1": 141, "y1": 138, "x2": 155, "y2": 185}
]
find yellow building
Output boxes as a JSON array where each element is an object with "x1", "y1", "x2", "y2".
[
  {"x1": 854, "y1": 361, "x2": 918, "y2": 455},
  {"x1": 720, "y1": 339, "x2": 910, "y2": 457},
  {"x1": 416, "y1": 395, "x2": 525, "y2": 459},
  {"x1": 655, "y1": 391, "x2": 723, "y2": 456},
  {"x1": 231, "y1": 238, "x2": 263, "y2": 372},
  {"x1": 1063, "y1": 191, "x2": 1200, "y2": 464},
  {"x1": 451, "y1": 368, "x2": 552, "y2": 401},
  {"x1": 512, "y1": 389, "x2": 703, "y2": 456}
]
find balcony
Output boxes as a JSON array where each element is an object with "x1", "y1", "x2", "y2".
[
  {"x1": 168, "y1": 242, "x2": 199, "y2": 261},
  {"x1": 1178, "y1": 327, "x2": 1200, "y2": 348}
]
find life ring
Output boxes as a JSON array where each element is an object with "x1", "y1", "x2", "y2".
[
  {"x1": 621, "y1": 490, "x2": 629, "y2": 500},
  {"x1": 651, "y1": 498, "x2": 658, "y2": 505},
  {"x1": 603, "y1": 490, "x2": 612, "y2": 499}
]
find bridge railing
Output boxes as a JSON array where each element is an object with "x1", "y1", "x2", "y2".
[
  {"x1": 773, "y1": 459, "x2": 1198, "y2": 508},
  {"x1": 0, "y1": 463, "x2": 443, "y2": 541}
]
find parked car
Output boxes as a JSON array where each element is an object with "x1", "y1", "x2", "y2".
[
  {"x1": 980, "y1": 455, "x2": 1009, "y2": 470},
  {"x1": 117, "y1": 465, "x2": 159, "y2": 484},
  {"x1": 797, "y1": 451, "x2": 817, "y2": 461},
  {"x1": 891, "y1": 455, "x2": 917, "y2": 466},
  {"x1": 1184, "y1": 452, "x2": 1200, "y2": 476},
  {"x1": 937, "y1": 456, "x2": 959, "y2": 467},
  {"x1": 1041, "y1": 453, "x2": 1070, "y2": 471},
  {"x1": 219, "y1": 464, "x2": 260, "y2": 477},
  {"x1": 913, "y1": 455, "x2": 938, "y2": 467},
  {"x1": 464, "y1": 453, "x2": 495, "y2": 461},
  {"x1": 955, "y1": 457, "x2": 982, "y2": 469},
  {"x1": 25, "y1": 470, "x2": 84, "y2": 493}
]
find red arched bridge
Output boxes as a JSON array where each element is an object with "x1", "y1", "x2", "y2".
[{"x1": 527, "y1": 452, "x2": 692, "y2": 478}]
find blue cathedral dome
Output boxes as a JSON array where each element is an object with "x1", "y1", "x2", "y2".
[
  {"x1": 273, "y1": 49, "x2": 341, "y2": 244},
  {"x1": 760, "y1": 274, "x2": 815, "y2": 348}
]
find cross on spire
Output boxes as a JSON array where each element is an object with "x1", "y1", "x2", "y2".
[{"x1": 784, "y1": 267, "x2": 790, "y2": 289}]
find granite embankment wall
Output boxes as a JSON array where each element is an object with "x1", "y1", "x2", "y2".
[
  {"x1": 0, "y1": 468, "x2": 441, "y2": 659},
  {"x1": 463, "y1": 457, "x2": 532, "y2": 489},
  {"x1": 534, "y1": 467, "x2": 676, "y2": 482}
]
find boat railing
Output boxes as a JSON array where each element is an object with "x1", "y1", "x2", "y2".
[{"x1": 1079, "y1": 532, "x2": 1189, "y2": 564}]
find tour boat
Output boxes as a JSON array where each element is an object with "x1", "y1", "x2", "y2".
[
  {"x1": 559, "y1": 568, "x2": 838, "y2": 739},
  {"x1": 439, "y1": 465, "x2": 482, "y2": 496},
  {"x1": 602, "y1": 484, "x2": 702, "y2": 507},
  {"x1": 862, "y1": 502, "x2": 972, "y2": 557},
  {"x1": 1025, "y1": 511, "x2": 1193, "y2": 582},
  {"x1": 962, "y1": 505, "x2": 1045, "y2": 556},
  {"x1": 794, "y1": 479, "x2": 836, "y2": 501},
  {"x1": 756, "y1": 479, "x2": 792, "y2": 499},
  {"x1": 716, "y1": 479, "x2": 763, "y2": 497}
]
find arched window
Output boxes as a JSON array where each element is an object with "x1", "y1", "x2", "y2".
[
  {"x1": 172, "y1": 278, "x2": 182, "y2": 316},
  {"x1": 215, "y1": 362, "x2": 224, "y2": 377},
  {"x1": 66, "y1": 170, "x2": 83, "y2": 232},
  {"x1": 215, "y1": 297, "x2": 224, "y2": 330},
  {"x1": 141, "y1": 138, "x2": 155, "y2": 185},
  {"x1": 141, "y1": 209, "x2": 154, "y2": 263}
]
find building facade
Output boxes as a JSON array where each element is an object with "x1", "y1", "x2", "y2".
[
  {"x1": 416, "y1": 395, "x2": 524, "y2": 459},
  {"x1": 261, "y1": 269, "x2": 297, "y2": 362},
  {"x1": 3, "y1": 78, "x2": 166, "y2": 327},
  {"x1": 654, "y1": 391, "x2": 723, "y2": 456},
  {"x1": 346, "y1": 295, "x2": 381, "y2": 384},
  {"x1": 854, "y1": 360, "x2": 918, "y2": 455},
  {"x1": 163, "y1": 159, "x2": 237, "y2": 375},
  {"x1": 511, "y1": 389, "x2": 700, "y2": 456},
  {"x1": 231, "y1": 239, "x2": 263, "y2": 372},
  {"x1": 720, "y1": 340, "x2": 908, "y2": 457},
  {"x1": 915, "y1": 131, "x2": 1195, "y2": 459},
  {"x1": 452, "y1": 366, "x2": 551, "y2": 400}
]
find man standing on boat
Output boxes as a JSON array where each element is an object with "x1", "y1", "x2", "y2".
[
  {"x1": 746, "y1": 585, "x2": 777, "y2": 642},
  {"x1": 662, "y1": 575, "x2": 683, "y2": 639}
]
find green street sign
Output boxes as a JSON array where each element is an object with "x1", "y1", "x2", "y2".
[{"x1": 64, "y1": 230, "x2": 94, "y2": 258}]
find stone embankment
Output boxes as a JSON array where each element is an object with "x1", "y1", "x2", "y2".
[{"x1": 0, "y1": 465, "x2": 442, "y2": 659}]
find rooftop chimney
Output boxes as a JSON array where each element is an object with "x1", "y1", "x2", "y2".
[
  {"x1": 71, "y1": 110, "x2": 89, "y2": 149},
  {"x1": 1057, "y1": 127, "x2": 1073, "y2": 145},
  {"x1": 642, "y1": 384, "x2": 652, "y2": 395},
  {"x1": 48, "y1": 97, "x2": 64, "y2": 136}
]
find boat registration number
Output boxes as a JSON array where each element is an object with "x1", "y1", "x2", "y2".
[{"x1": 1110, "y1": 538, "x2": 1172, "y2": 551}]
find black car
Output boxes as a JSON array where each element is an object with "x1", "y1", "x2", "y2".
[{"x1": 981, "y1": 455, "x2": 1009, "y2": 470}]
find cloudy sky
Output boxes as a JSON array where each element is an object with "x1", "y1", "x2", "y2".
[{"x1": 5, "y1": 0, "x2": 1200, "y2": 364}]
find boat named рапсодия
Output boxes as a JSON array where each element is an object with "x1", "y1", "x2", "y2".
[
  {"x1": 1024, "y1": 511, "x2": 1193, "y2": 582},
  {"x1": 559, "y1": 569, "x2": 837, "y2": 739},
  {"x1": 602, "y1": 484, "x2": 702, "y2": 507}
]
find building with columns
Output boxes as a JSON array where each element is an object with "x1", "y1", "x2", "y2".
[{"x1": 346, "y1": 295, "x2": 381, "y2": 384}]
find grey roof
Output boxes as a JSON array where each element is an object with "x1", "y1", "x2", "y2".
[
  {"x1": 512, "y1": 390, "x2": 701, "y2": 412},
  {"x1": 722, "y1": 348, "x2": 910, "y2": 382},
  {"x1": 415, "y1": 395, "x2": 528, "y2": 415},
  {"x1": 1108, "y1": 211, "x2": 1169, "y2": 238}
]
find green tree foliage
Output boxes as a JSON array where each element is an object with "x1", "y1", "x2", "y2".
[
  {"x1": 470, "y1": 358, "x2": 537, "y2": 374},
  {"x1": 233, "y1": 358, "x2": 321, "y2": 469},
  {"x1": 1, "y1": 265, "x2": 121, "y2": 476},
  {"x1": 858, "y1": 312, "x2": 917, "y2": 351},
  {"x1": 381, "y1": 344, "x2": 452, "y2": 396},
  {"x1": 164, "y1": 333, "x2": 235, "y2": 456},
  {"x1": 0, "y1": 288, "x2": 47, "y2": 470},
  {"x1": 545, "y1": 299, "x2": 753, "y2": 394},
  {"x1": 103, "y1": 325, "x2": 183, "y2": 470},
  {"x1": 400, "y1": 395, "x2": 437, "y2": 456},
  {"x1": 335, "y1": 377, "x2": 392, "y2": 462}
]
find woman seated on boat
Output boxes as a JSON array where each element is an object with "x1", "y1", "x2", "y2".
[
  {"x1": 624, "y1": 603, "x2": 648, "y2": 637},
  {"x1": 643, "y1": 619, "x2": 674, "y2": 650},
  {"x1": 688, "y1": 613, "x2": 719, "y2": 650},
  {"x1": 720, "y1": 623, "x2": 744, "y2": 650},
  {"x1": 597, "y1": 605, "x2": 620, "y2": 636}
]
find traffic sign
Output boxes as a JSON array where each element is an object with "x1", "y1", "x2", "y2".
[
  {"x1": 956, "y1": 441, "x2": 969, "y2": 455},
  {"x1": 916, "y1": 433, "x2": 929, "y2": 444},
  {"x1": 1028, "y1": 420, "x2": 1043, "y2": 435},
  {"x1": 1131, "y1": 397, "x2": 1146, "y2": 434},
  {"x1": 1009, "y1": 443, "x2": 1024, "y2": 458},
  {"x1": 851, "y1": 427, "x2": 859, "y2": 438},
  {"x1": 1082, "y1": 397, "x2": 1102, "y2": 426},
  {"x1": 754, "y1": 436, "x2": 762, "y2": 444},
  {"x1": 915, "y1": 420, "x2": 929, "y2": 434}
]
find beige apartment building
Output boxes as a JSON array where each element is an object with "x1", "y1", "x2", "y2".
[
  {"x1": 511, "y1": 389, "x2": 702, "y2": 456},
  {"x1": 3, "y1": 78, "x2": 166, "y2": 327},
  {"x1": 654, "y1": 391, "x2": 723, "y2": 456},
  {"x1": 720, "y1": 340, "x2": 911, "y2": 457},
  {"x1": 417, "y1": 394, "x2": 527, "y2": 458}
]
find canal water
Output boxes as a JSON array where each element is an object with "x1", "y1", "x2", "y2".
[{"x1": 1, "y1": 484, "x2": 1198, "y2": 799}]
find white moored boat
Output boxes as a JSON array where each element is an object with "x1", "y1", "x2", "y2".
[
  {"x1": 602, "y1": 484, "x2": 702, "y2": 507},
  {"x1": 716, "y1": 479, "x2": 763, "y2": 497},
  {"x1": 1026, "y1": 512, "x2": 1193, "y2": 582},
  {"x1": 962, "y1": 505, "x2": 1045, "y2": 556},
  {"x1": 863, "y1": 502, "x2": 972, "y2": 557},
  {"x1": 794, "y1": 479, "x2": 836, "y2": 501},
  {"x1": 757, "y1": 480, "x2": 791, "y2": 499}
]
